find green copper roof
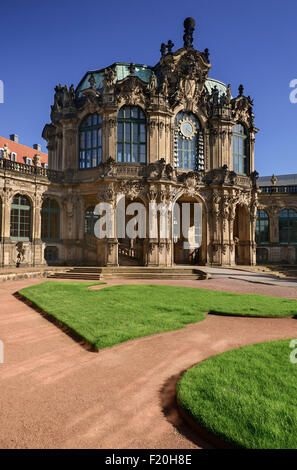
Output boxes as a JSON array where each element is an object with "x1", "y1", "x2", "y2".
[
  {"x1": 115, "y1": 64, "x2": 152, "y2": 82},
  {"x1": 76, "y1": 63, "x2": 153, "y2": 97},
  {"x1": 205, "y1": 78, "x2": 228, "y2": 97},
  {"x1": 76, "y1": 63, "x2": 228, "y2": 98}
]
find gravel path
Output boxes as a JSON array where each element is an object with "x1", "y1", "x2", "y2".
[{"x1": 0, "y1": 277, "x2": 296, "y2": 449}]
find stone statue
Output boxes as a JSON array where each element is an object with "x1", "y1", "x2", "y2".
[
  {"x1": 183, "y1": 17, "x2": 195, "y2": 49},
  {"x1": 148, "y1": 71, "x2": 157, "y2": 93},
  {"x1": 16, "y1": 242, "x2": 25, "y2": 267},
  {"x1": 160, "y1": 43, "x2": 167, "y2": 58}
]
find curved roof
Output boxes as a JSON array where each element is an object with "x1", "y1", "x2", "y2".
[{"x1": 76, "y1": 63, "x2": 228, "y2": 98}]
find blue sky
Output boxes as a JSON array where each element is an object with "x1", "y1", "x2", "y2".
[{"x1": 0, "y1": 0, "x2": 296, "y2": 176}]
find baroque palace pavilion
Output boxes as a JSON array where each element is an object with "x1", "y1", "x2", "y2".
[{"x1": 0, "y1": 18, "x2": 296, "y2": 268}]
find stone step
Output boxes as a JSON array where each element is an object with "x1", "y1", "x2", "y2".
[
  {"x1": 48, "y1": 273, "x2": 100, "y2": 280},
  {"x1": 101, "y1": 274, "x2": 202, "y2": 280},
  {"x1": 47, "y1": 266, "x2": 207, "y2": 281},
  {"x1": 100, "y1": 267, "x2": 201, "y2": 273}
]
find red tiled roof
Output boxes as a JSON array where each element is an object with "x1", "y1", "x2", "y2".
[{"x1": 0, "y1": 136, "x2": 48, "y2": 165}]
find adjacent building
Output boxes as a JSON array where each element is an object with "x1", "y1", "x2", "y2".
[
  {"x1": 0, "y1": 135, "x2": 48, "y2": 167},
  {"x1": 257, "y1": 175, "x2": 297, "y2": 264}
]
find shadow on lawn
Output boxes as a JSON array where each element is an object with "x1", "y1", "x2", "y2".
[
  {"x1": 160, "y1": 370, "x2": 234, "y2": 449},
  {"x1": 13, "y1": 291, "x2": 99, "y2": 353},
  {"x1": 159, "y1": 370, "x2": 213, "y2": 449}
]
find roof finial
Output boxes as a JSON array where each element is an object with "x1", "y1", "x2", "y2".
[
  {"x1": 203, "y1": 48, "x2": 210, "y2": 61},
  {"x1": 166, "y1": 40, "x2": 174, "y2": 54},
  {"x1": 238, "y1": 84, "x2": 244, "y2": 96},
  {"x1": 183, "y1": 17, "x2": 195, "y2": 49}
]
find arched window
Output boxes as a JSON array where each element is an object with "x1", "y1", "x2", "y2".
[
  {"x1": 10, "y1": 194, "x2": 31, "y2": 241},
  {"x1": 117, "y1": 106, "x2": 146, "y2": 163},
  {"x1": 232, "y1": 123, "x2": 248, "y2": 174},
  {"x1": 79, "y1": 114, "x2": 102, "y2": 169},
  {"x1": 41, "y1": 199, "x2": 60, "y2": 241},
  {"x1": 255, "y1": 209, "x2": 269, "y2": 244},
  {"x1": 85, "y1": 206, "x2": 99, "y2": 236},
  {"x1": 174, "y1": 112, "x2": 204, "y2": 171},
  {"x1": 279, "y1": 209, "x2": 297, "y2": 244}
]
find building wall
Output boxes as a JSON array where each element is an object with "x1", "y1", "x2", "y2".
[{"x1": 258, "y1": 192, "x2": 297, "y2": 264}]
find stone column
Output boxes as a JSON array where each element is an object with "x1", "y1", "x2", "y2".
[
  {"x1": 105, "y1": 113, "x2": 117, "y2": 162},
  {"x1": 96, "y1": 184, "x2": 118, "y2": 267},
  {"x1": 220, "y1": 192, "x2": 231, "y2": 265},
  {"x1": 32, "y1": 192, "x2": 45, "y2": 266}
]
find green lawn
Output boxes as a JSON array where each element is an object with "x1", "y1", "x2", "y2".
[
  {"x1": 177, "y1": 340, "x2": 297, "y2": 449},
  {"x1": 19, "y1": 282, "x2": 297, "y2": 350}
]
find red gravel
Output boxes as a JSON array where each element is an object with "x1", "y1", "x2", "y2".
[{"x1": 0, "y1": 277, "x2": 296, "y2": 449}]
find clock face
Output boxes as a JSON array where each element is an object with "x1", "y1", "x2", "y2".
[{"x1": 179, "y1": 119, "x2": 196, "y2": 139}]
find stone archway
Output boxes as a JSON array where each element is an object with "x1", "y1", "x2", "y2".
[
  {"x1": 233, "y1": 204, "x2": 251, "y2": 265},
  {"x1": 117, "y1": 196, "x2": 146, "y2": 266},
  {"x1": 173, "y1": 194, "x2": 206, "y2": 266}
]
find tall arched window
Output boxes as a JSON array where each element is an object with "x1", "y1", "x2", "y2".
[
  {"x1": 279, "y1": 209, "x2": 297, "y2": 244},
  {"x1": 10, "y1": 194, "x2": 31, "y2": 240},
  {"x1": 232, "y1": 123, "x2": 248, "y2": 174},
  {"x1": 79, "y1": 114, "x2": 102, "y2": 169},
  {"x1": 41, "y1": 199, "x2": 60, "y2": 241},
  {"x1": 117, "y1": 106, "x2": 146, "y2": 163},
  {"x1": 85, "y1": 206, "x2": 99, "y2": 236},
  {"x1": 174, "y1": 112, "x2": 204, "y2": 171},
  {"x1": 255, "y1": 209, "x2": 269, "y2": 244}
]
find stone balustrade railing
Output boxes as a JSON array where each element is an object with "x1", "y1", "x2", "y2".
[{"x1": 0, "y1": 158, "x2": 63, "y2": 182}]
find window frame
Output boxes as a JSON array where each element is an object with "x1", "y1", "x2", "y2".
[
  {"x1": 279, "y1": 209, "x2": 297, "y2": 245},
  {"x1": 41, "y1": 198, "x2": 60, "y2": 242},
  {"x1": 232, "y1": 123, "x2": 248, "y2": 175},
  {"x1": 255, "y1": 209, "x2": 269, "y2": 245},
  {"x1": 79, "y1": 113, "x2": 103, "y2": 170},
  {"x1": 10, "y1": 194, "x2": 32, "y2": 241},
  {"x1": 117, "y1": 106, "x2": 146, "y2": 164}
]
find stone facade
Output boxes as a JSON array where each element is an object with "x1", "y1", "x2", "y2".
[
  {"x1": 0, "y1": 18, "x2": 260, "y2": 268},
  {"x1": 257, "y1": 177, "x2": 297, "y2": 264}
]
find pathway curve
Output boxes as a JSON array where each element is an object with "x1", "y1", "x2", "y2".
[{"x1": 0, "y1": 277, "x2": 297, "y2": 449}]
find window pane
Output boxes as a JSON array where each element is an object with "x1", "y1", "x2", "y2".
[
  {"x1": 118, "y1": 123, "x2": 123, "y2": 142},
  {"x1": 125, "y1": 123, "x2": 131, "y2": 142},
  {"x1": 117, "y1": 144, "x2": 123, "y2": 162},
  {"x1": 140, "y1": 124, "x2": 146, "y2": 143},
  {"x1": 125, "y1": 144, "x2": 131, "y2": 162}
]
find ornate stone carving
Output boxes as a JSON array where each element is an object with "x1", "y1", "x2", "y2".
[
  {"x1": 97, "y1": 183, "x2": 116, "y2": 203},
  {"x1": 98, "y1": 157, "x2": 116, "y2": 178},
  {"x1": 115, "y1": 75, "x2": 149, "y2": 107}
]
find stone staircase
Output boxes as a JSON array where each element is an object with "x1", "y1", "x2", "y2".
[{"x1": 47, "y1": 266, "x2": 208, "y2": 281}]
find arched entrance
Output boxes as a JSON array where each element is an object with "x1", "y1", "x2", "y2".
[
  {"x1": 173, "y1": 195, "x2": 206, "y2": 265},
  {"x1": 233, "y1": 204, "x2": 251, "y2": 265},
  {"x1": 117, "y1": 196, "x2": 145, "y2": 266}
]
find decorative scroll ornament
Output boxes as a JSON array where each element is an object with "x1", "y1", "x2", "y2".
[{"x1": 178, "y1": 117, "x2": 197, "y2": 140}]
